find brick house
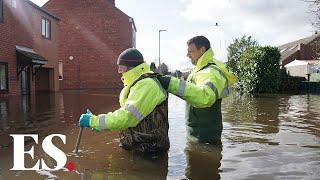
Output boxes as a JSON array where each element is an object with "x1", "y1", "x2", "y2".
[
  {"x1": 0, "y1": 0, "x2": 60, "y2": 97},
  {"x1": 43, "y1": 0, "x2": 137, "y2": 90},
  {"x1": 278, "y1": 33, "x2": 320, "y2": 66},
  {"x1": 1, "y1": 0, "x2": 136, "y2": 97}
]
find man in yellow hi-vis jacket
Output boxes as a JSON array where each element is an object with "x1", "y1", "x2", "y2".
[
  {"x1": 157, "y1": 36, "x2": 237, "y2": 144},
  {"x1": 79, "y1": 48, "x2": 169, "y2": 154}
]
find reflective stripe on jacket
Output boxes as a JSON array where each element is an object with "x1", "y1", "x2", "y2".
[
  {"x1": 167, "y1": 48, "x2": 237, "y2": 142},
  {"x1": 168, "y1": 48, "x2": 236, "y2": 108},
  {"x1": 89, "y1": 63, "x2": 167, "y2": 131}
]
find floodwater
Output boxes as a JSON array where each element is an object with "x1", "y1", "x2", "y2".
[{"x1": 0, "y1": 90, "x2": 319, "y2": 180}]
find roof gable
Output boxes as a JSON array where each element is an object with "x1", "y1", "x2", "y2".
[
  {"x1": 26, "y1": 0, "x2": 60, "y2": 20},
  {"x1": 278, "y1": 33, "x2": 320, "y2": 62}
]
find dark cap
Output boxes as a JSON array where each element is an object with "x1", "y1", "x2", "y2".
[{"x1": 117, "y1": 48, "x2": 144, "y2": 67}]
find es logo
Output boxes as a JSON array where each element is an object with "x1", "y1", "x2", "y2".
[{"x1": 10, "y1": 134, "x2": 67, "y2": 171}]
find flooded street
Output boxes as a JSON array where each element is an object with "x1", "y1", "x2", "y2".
[{"x1": 0, "y1": 91, "x2": 319, "y2": 179}]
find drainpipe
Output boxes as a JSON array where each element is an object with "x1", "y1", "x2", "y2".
[{"x1": 306, "y1": 63, "x2": 310, "y2": 81}]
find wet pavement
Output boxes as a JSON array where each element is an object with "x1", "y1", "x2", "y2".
[{"x1": 0, "y1": 91, "x2": 319, "y2": 179}]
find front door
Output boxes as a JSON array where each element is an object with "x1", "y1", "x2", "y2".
[{"x1": 20, "y1": 68, "x2": 30, "y2": 95}]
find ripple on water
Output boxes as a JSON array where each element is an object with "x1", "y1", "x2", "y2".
[
  {"x1": 1, "y1": 92, "x2": 320, "y2": 179},
  {"x1": 36, "y1": 169, "x2": 58, "y2": 180}
]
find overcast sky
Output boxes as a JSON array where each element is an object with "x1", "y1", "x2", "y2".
[{"x1": 31, "y1": 0, "x2": 317, "y2": 70}]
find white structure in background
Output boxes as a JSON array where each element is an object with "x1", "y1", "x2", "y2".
[
  {"x1": 285, "y1": 60, "x2": 320, "y2": 78},
  {"x1": 211, "y1": 24, "x2": 228, "y2": 61}
]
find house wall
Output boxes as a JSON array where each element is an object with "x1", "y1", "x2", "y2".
[
  {"x1": 30, "y1": 2, "x2": 60, "y2": 92},
  {"x1": 0, "y1": 0, "x2": 33, "y2": 97},
  {"x1": 44, "y1": 0, "x2": 135, "y2": 89},
  {"x1": 286, "y1": 64, "x2": 308, "y2": 78},
  {"x1": 305, "y1": 36, "x2": 320, "y2": 59},
  {"x1": 0, "y1": 0, "x2": 59, "y2": 97},
  {"x1": 286, "y1": 64, "x2": 320, "y2": 78},
  {"x1": 282, "y1": 51, "x2": 300, "y2": 67}
]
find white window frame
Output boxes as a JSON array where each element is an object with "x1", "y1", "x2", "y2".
[
  {"x1": 11, "y1": 0, "x2": 16, "y2": 8},
  {"x1": 41, "y1": 17, "x2": 51, "y2": 39},
  {"x1": 58, "y1": 61, "x2": 63, "y2": 80}
]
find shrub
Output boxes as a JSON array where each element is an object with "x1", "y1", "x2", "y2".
[{"x1": 237, "y1": 46, "x2": 281, "y2": 94}]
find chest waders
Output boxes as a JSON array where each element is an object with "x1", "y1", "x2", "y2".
[{"x1": 119, "y1": 73, "x2": 170, "y2": 154}]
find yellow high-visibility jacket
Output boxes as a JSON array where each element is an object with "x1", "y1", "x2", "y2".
[
  {"x1": 167, "y1": 48, "x2": 237, "y2": 142},
  {"x1": 89, "y1": 63, "x2": 167, "y2": 131}
]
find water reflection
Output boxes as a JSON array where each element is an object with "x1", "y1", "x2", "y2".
[
  {"x1": 223, "y1": 93, "x2": 280, "y2": 143},
  {"x1": 278, "y1": 94, "x2": 320, "y2": 139},
  {"x1": 220, "y1": 92, "x2": 320, "y2": 179},
  {"x1": 82, "y1": 153, "x2": 169, "y2": 180},
  {"x1": 184, "y1": 141, "x2": 222, "y2": 180},
  {"x1": 0, "y1": 91, "x2": 319, "y2": 179}
]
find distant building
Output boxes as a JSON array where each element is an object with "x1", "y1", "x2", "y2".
[
  {"x1": 278, "y1": 33, "x2": 320, "y2": 66},
  {"x1": 43, "y1": 0, "x2": 136, "y2": 90},
  {"x1": 0, "y1": 0, "x2": 60, "y2": 97},
  {"x1": 284, "y1": 60, "x2": 320, "y2": 79}
]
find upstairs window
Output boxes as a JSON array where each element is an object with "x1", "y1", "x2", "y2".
[
  {"x1": 10, "y1": 0, "x2": 16, "y2": 8},
  {"x1": 0, "y1": 0, "x2": 3, "y2": 23},
  {"x1": 41, "y1": 17, "x2": 51, "y2": 39}
]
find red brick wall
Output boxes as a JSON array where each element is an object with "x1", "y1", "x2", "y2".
[
  {"x1": 31, "y1": 3, "x2": 60, "y2": 92},
  {"x1": 44, "y1": 0, "x2": 134, "y2": 89},
  {"x1": 282, "y1": 36, "x2": 320, "y2": 66},
  {"x1": 0, "y1": 0, "x2": 33, "y2": 97},
  {"x1": 0, "y1": 0, "x2": 59, "y2": 97},
  {"x1": 297, "y1": 37, "x2": 320, "y2": 61},
  {"x1": 305, "y1": 36, "x2": 320, "y2": 60}
]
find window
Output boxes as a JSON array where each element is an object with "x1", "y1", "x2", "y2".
[
  {"x1": 0, "y1": 62, "x2": 8, "y2": 92},
  {"x1": 41, "y1": 17, "x2": 51, "y2": 39},
  {"x1": 10, "y1": 0, "x2": 16, "y2": 8},
  {"x1": 0, "y1": 0, "x2": 3, "y2": 23},
  {"x1": 58, "y1": 61, "x2": 63, "y2": 80}
]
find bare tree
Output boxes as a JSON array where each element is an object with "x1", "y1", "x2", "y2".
[{"x1": 304, "y1": 0, "x2": 320, "y2": 29}]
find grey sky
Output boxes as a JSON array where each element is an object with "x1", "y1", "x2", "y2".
[{"x1": 31, "y1": 0, "x2": 316, "y2": 70}]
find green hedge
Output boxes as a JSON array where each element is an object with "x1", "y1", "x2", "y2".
[
  {"x1": 237, "y1": 46, "x2": 281, "y2": 94},
  {"x1": 278, "y1": 68, "x2": 305, "y2": 92}
]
